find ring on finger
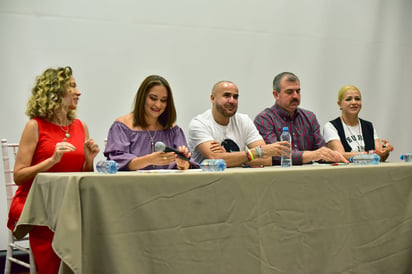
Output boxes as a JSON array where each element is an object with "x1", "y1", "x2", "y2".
[
  {"x1": 59, "y1": 146, "x2": 65, "y2": 150},
  {"x1": 163, "y1": 156, "x2": 167, "y2": 160}
]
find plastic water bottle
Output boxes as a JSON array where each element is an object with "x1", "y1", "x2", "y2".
[
  {"x1": 350, "y1": 153, "x2": 380, "y2": 165},
  {"x1": 280, "y1": 127, "x2": 292, "y2": 167},
  {"x1": 400, "y1": 153, "x2": 412, "y2": 162},
  {"x1": 96, "y1": 160, "x2": 119, "y2": 174},
  {"x1": 200, "y1": 159, "x2": 227, "y2": 172}
]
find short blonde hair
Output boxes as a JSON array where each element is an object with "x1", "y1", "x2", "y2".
[
  {"x1": 26, "y1": 66, "x2": 76, "y2": 120},
  {"x1": 338, "y1": 85, "x2": 361, "y2": 102}
]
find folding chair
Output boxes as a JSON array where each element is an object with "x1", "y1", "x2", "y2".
[{"x1": 1, "y1": 139, "x2": 36, "y2": 274}]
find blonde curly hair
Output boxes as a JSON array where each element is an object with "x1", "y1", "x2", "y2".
[{"x1": 26, "y1": 66, "x2": 76, "y2": 120}]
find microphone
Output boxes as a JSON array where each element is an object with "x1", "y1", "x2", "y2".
[{"x1": 155, "y1": 141, "x2": 190, "y2": 161}]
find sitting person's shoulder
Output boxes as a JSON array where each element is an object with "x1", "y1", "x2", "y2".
[
  {"x1": 115, "y1": 113, "x2": 134, "y2": 129},
  {"x1": 232, "y1": 112, "x2": 254, "y2": 123},
  {"x1": 297, "y1": 107, "x2": 318, "y2": 118},
  {"x1": 234, "y1": 112, "x2": 251, "y2": 118},
  {"x1": 190, "y1": 109, "x2": 211, "y2": 125}
]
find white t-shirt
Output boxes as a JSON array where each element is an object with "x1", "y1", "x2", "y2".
[
  {"x1": 323, "y1": 119, "x2": 378, "y2": 152},
  {"x1": 188, "y1": 109, "x2": 263, "y2": 163}
]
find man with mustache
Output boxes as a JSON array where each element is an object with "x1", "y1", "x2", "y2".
[
  {"x1": 254, "y1": 72, "x2": 347, "y2": 164},
  {"x1": 188, "y1": 80, "x2": 290, "y2": 167}
]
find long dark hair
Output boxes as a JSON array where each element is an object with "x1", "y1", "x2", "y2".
[{"x1": 132, "y1": 75, "x2": 176, "y2": 129}]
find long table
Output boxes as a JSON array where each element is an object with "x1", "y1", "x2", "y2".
[{"x1": 14, "y1": 163, "x2": 412, "y2": 274}]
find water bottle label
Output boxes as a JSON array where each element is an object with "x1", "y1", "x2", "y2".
[
  {"x1": 280, "y1": 128, "x2": 292, "y2": 167},
  {"x1": 351, "y1": 154, "x2": 380, "y2": 165},
  {"x1": 200, "y1": 159, "x2": 227, "y2": 172},
  {"x1": 96, "y1": 160, "x2": 119, "y2": 174}
]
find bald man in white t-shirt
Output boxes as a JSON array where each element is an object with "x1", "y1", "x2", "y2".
[{"x1": 188, "y1": 80, "x2": 290, "y2": 167}]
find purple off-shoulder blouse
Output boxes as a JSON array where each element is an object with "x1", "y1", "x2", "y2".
[{"x1": 104, "y1": 121, "x2": 199, "y2": 170}]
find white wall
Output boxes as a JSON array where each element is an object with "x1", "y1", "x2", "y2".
[{"x1": 1, "y1": 0, "x2": 411, "y2": 250}]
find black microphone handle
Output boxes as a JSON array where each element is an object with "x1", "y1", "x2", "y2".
[{"x1": 163, "y1": 147, "x2": 191, "y2": 161}]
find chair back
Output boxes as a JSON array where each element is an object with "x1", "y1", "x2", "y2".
[
  {"x1": 1, "y1": 139, "x2": 19, "y2": 209},
  {"x1": 1, "y1": 139, "x2": 37, "y2": 274}
]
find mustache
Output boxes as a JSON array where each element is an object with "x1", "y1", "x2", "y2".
[{"x1": 291, "y1": 98, "x2": 299, "y2": 103}]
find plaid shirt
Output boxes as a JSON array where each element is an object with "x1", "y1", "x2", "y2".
[{"x1": 254, "y1": 104, "x2": 325, "y2": 165}]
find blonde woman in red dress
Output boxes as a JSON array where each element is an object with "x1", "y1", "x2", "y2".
[{"x1": 7, "y1": 66, "x2": 100, "y2": 274}]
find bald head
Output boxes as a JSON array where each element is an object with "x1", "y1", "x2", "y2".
[
  {"x1": 212, "y1": 80, "x2": 236, "y2": 96},
  {"x1": 210, "y1": 80, "x2": 239, "y2": 124}
]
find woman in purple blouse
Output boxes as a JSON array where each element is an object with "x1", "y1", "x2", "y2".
[{"x1": 104, "y1": 75, "x2": 199, "y2": 170}]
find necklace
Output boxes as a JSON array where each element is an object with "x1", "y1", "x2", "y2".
[
  {"x1": 341, "y1": 117, "x2": 363, "y2": 151},
  {"x1": 146, "y1": 129, "x2": 158, "y2": 168},
  {"x1": 146, "y1": 129, "x2": 157, "y2": 152},
  {"x1": 58, "y1": 122, "x2": 71, "y2": 138}
]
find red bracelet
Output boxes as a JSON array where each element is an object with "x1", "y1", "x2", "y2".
[{"x1": 245, "y1": 150, "x2": 251, "y2": 161}]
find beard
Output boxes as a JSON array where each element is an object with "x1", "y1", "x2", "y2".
[{"x1": 215, "y1": 102, "x2": 237, "y2": 118}]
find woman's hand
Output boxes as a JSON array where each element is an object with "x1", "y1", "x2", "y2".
[
  {"x1": 150, "y1": 151, "x2": 176, "y2": 166},
  {"x1": 379, "y1": 139, "x2": 394, "y2": 153},
  {"x1": 84, "y1": 138, "x2": 100, "y2": 163},
  {"x1": 175, "y1": 145, "x2": 191, "y2": 170},
  {"x1": 376, "y1": 139, "x2": 393, "y2": 162},
  {"x1": 52, "y1": 138, "x2": 77, "y2": 164}
]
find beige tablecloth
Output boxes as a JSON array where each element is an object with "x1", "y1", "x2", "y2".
[{"x1": 15, "y1": 163, "x2": 412, "y2": 274}]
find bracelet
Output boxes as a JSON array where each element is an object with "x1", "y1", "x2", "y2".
[
  {"x1": 247, "y1": 148, "x2": 255, "y2": 161},
  {"x1": 245, "y1": 150, "x2": 251, "y2": 161},
  {"x1": 255, "y1": 146, "x2": 264, "y2": 158}
]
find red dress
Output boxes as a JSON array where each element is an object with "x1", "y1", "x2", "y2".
[{"x1": 8, "y1": 117, "x2": 86, "y2": 274}]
